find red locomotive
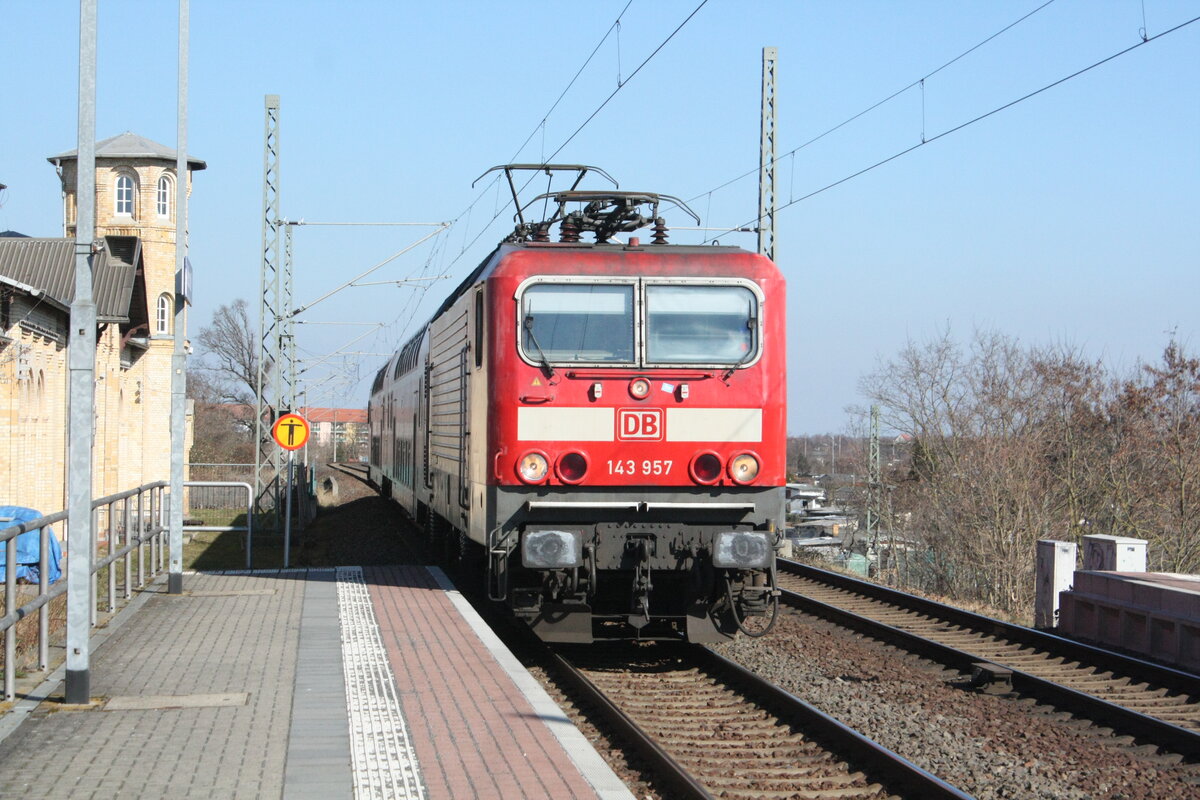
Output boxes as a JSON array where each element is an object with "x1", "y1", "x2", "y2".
[{"x1": 368, "y1": 166, "x2": 785, "y2": 642}]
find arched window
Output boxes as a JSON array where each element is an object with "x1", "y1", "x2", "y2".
[
  {"x1": 115, "y1": 173, "x2": 136, "y2": 216},
  {"x1": 156, "y1": 293, "x2": 172, "y2": 335},
  {"x1": 157, "y1": 174, "x2": 173, "y2": 218}
]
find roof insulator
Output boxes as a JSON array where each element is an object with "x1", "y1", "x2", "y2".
[{"x1": 651, "y1": 217, "x2": 668, "y2": 245}]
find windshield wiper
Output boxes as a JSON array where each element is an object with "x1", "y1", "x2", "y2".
[
  {"x1": 523, "y1": 315, "x2": 556, "y2": 378},
  {"x1": 722, "y1": 318, "x2": 757, "y2": 380}
]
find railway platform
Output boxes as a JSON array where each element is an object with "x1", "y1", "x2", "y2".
[{"x1": 0, "y1": 565, "x2": 634, "y2": 800}]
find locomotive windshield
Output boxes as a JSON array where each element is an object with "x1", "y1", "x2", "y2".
[
  {"x1": 521, "y1": 283, "x2": 635, "y2": 363},
  {"x1": 645, "y1": 284, "x2": 756, "y2": 365},
  {"x1": 518, "y1": 279, "x2": 762, "y2": 367}
]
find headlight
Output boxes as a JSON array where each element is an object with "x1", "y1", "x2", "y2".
[
  {"x1": 517, "y1": 451, "x2": 549, "y2": 483},
  {"x1": 713, "y1": 531, "x2": 771, "y2": 568},
  {"x1": 728, "y1": 452, "x2": 760, "y2": 484},
  {"x1": 629, "y1": 377, "x2": 651, "y2": 399},
  {"x1": 522, "y1": 530, "x2": 583, "y2": 568}
]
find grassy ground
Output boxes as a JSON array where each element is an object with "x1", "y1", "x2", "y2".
[
  {"x1": 181, "y1": 508, "x2": 292, "y2": 571},
  {"x1": 182, "y1": 465, "x2": 391, "y2": 571},
  {"x1": 184, "y1": 529, "x2": 287, "y2": 571}
]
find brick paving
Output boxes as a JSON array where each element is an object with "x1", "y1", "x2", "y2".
[
  {"x1": 366, "y1": 565, "x2": 613, "y2": 800},
  {"x1": 0, "y1": 567, "x2": 632, "y2": 800},
  {"x1": 0, "y1": 572, "x2": 304, "y2": 799}
]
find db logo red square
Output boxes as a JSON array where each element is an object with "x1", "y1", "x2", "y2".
[{"x1": 618, "y1": 408, "x2": 663, "y2": 441}]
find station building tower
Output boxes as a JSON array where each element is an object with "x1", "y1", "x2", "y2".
[{"x1": 47, "y1": 132, "x2": 206, "y2": 500}]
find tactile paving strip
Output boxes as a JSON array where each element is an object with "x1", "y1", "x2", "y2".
[{"x1": 337, "y1": 566, "x2": 427, "y2": 800}]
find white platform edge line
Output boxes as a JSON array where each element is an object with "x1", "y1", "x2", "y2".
[
  {"x1": 336, "y1": 566, "x2": 427, "y2": 800},
  {"x1": 425, "y1": 566, "x2": 636, "y2": 800}
]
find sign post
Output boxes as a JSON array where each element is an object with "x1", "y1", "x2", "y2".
[
  {"x1": 283, "y1": 451, "x2": 294, "y2": 568},
  {"x1": 271, "y1": 413, "x2": 310, "y2": 568}
]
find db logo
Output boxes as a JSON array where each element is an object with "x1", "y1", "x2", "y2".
[{"x1": 618, "y1": 409, "x2": 664, "y2": 441}]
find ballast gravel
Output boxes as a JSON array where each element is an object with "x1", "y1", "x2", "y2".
[{"x1": 712, "y1": 612, "x2": 1200, "y2": 800}]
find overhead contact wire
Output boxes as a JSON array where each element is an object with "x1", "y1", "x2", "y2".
[
  {"x1": 708, "y1": 12, "x2": 1200, "y2": 242},
  {"x1": 685, "y1": 0, "x2": 1060, "y2": 205}
]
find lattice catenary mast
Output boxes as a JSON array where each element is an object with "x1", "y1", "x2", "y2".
[
  {"x1": 255, "y1": 94, "x2": 292, "y2": 515},
  {"x1": 758, "y1": 46, "x2": 777, "y2": 261}
]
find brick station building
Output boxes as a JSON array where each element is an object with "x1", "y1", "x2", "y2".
[{"x1": 0, "y1": 133, "x2": 203, "y2": 516}]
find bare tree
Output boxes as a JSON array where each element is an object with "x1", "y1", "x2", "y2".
[
  {"x1": 861, "y1": 330, "x2": 1103, "y2": 613},
  {"x1": 1107, "y1": 341, "x2": 1200, "y2": 572},
  {"x1": 194, "y1": 299, "x2": 266, "y2": 406},
  {"x1": 187, "y1": 372, "x2": 254, "y2": 464},
  {"x1": 859, "y1": 329, "x2": 1200, "y2": 617}
]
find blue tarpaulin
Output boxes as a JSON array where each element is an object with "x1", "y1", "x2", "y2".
[{"x1": 0, "y1": 506, "x2": 63, "y2": 584}]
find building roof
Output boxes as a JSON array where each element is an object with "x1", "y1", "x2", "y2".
[
  {"x1": 0, "y1": 236, "x2": 142, "y2": 323},
  {"x1": 47, "y1": 132, "x2": 206, "y2": 171},
  {"x1": 298, "y1": 407, "x2": 367, "y2": 424}
]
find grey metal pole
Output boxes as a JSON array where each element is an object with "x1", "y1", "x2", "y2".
[
  {"x1": 123, "y1": 496, "x2": 131, "y2": 599},
  {"x1": 168, "y1": 0, "x2": 189, "y2": 595},
  {"x1": 245, "y1": 484, "x2": 253, "y2": 570},
  {"x1": 283, "y1": 450, "x2": 293, "y2": 568},
  {"x1": 6, "y1": 538, "x2": 16, "y2": 702},
  {"x1": 66, "y1": 0, "x2": 98, "y2": 706},
  {"x1": 38, "y1": 525, "x2": 49, "y2": 669}
]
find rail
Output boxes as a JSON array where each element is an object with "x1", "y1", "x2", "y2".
[
  {"x1": 0, "y1": 481, "x2": 169, "y2": 702},
  {"x1": 549, "y1": 644, "x2": 974, "y2": 799}
]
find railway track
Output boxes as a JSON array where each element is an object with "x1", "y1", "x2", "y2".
[
  {"x1": 777, "y1": 558, "x2": 1200, "y2": 759},
  {"x1": 551, "y1": 643, "x2": 973, "y2": 800},
  {"x1": 326, "y1": 461, "x2": 370, "y2": 481}
]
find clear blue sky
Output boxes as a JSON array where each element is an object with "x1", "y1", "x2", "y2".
[{"x1": 2, "y1": 1, "x2": 1197, "y2": 433}]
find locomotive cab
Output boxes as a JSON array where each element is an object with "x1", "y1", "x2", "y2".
[{"x1": 488, "y1": 227, "x2": 785, "y2": 642}]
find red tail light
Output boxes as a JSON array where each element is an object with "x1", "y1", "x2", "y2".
[
  {"x1": 555, "y1": 451, "x2": 589, "y2": 484},
  {"x1": 689, "y1": 451, "x2": 723, "y2": 485}
]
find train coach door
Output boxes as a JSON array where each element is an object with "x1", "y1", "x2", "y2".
[
  {"x1": 458, "y1": 345, "x2": 470, "y2": 509},
  {"x1": 422, "y1": 362, "x2": 432, "y2": 489}
]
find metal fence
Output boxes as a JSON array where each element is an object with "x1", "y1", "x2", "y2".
[
  {"x1": 184, "y1": 464, "x2": 314, "y2": 565},
  {"x1": 188, "y1": 463, "x2": 257, "y2": 489},
  {"x1": 0, "y1": 481, "x2": 170, "y2": 702},
  {"x1": 188, "y1": 463, "x2": 274, "y2": 532},
  {"x1": 183, "y1": 482, "x2": 253, "y2": 569}
]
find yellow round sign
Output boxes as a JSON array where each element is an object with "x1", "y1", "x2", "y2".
[{"x1": 271, "y1": 413, "x2": 310, "y2": 451}]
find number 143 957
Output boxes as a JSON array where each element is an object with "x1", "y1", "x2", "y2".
[{"x1": 607, "y1": 459, "x2": 673, "y2": 476}]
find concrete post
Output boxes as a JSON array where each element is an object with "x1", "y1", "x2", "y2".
[
  {"x1": 65, "y1": 0, "x2": 98, "y2": 706},
  {"x1": 168, "y1": 0, "x2": 189, "y2": 595}
]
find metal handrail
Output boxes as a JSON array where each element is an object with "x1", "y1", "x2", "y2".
[{"x1": 0, "y1": 481, "x2": 169, "y2": 702}]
